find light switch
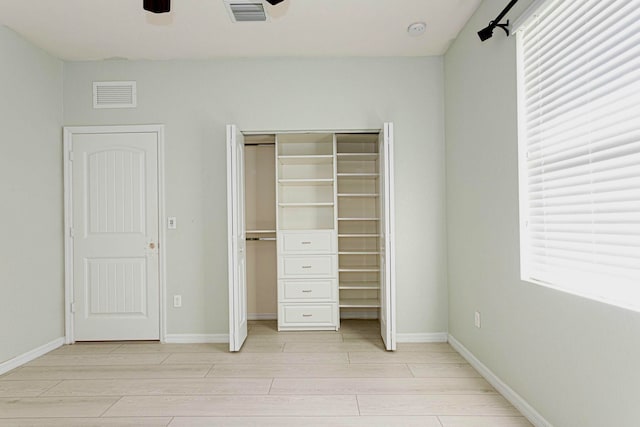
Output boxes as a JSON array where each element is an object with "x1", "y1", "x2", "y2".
[{"x1": 168, "y1": 217, "x2": 177, "y2": 229}]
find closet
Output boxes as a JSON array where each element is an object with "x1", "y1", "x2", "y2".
[{"x1": 227, "y1": 124, "x2": 396, "y2": 351}]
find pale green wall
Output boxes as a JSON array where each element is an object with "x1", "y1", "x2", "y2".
[
  {"x1": 0, "y1": 26, "x2": 64, "y2": 363},
  {"x1": 444, "y1": 1, "x2": 640, "y2": 426},
  {"x1": 63, "y1": 57, "x2": 448, "y2": 335}
]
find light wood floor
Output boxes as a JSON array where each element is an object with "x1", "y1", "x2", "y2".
[{"x1": 0, "y1": 320, "x2": 531, "y2": 426}]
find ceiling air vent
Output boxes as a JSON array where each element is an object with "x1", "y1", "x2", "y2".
[
  {"x1": 93, "y1": 81, "x2": 137, "y2": 109},
  {"x1": 224, "y1": 1, "x2": 268, "y2": 22}
]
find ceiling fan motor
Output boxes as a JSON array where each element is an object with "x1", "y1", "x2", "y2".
[{"x1": 144, "y1": 0, "x2": 170, "y2": 14}]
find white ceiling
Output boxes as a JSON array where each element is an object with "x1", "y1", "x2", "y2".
[{"x1": 0, "y1": 0, "x2": 481, "y2": 61}]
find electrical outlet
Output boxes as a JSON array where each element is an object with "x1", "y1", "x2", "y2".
[
  {"x1": 173, "y1": 295, "x2": 182, "y2": 308},
  {"x1": 474, "y1": 311, "x2": 481, "y2": 328}
]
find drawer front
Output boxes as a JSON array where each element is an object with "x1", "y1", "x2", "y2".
[
  {"x1": 279, "y1": 304, "x2": 337, "y2": 326},
  {"x1": 279, "y1": 230, "x2": 335, "y2": 254},
  {"x1": 280, "y1": 279, "x2": 336, "y2": 301},
  {"x1": 279, "y1": 255, "x2": 336, "y2": 278}
]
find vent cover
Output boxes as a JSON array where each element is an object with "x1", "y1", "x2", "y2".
[
  {"x1": 225, "y1": 1, "x2": 268, "y2": 22},
  {"x1": 93, "y1": 81, "x2": 137, "y2": 109}
]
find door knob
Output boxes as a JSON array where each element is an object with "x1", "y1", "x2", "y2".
[{"x1": 149, "y1": 242, "x2": 156, "y2": 249}]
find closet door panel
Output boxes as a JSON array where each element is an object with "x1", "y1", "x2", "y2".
[
  {"x1": 227, "y1": 124, "x2": 248, "y2": 352},
  {"x1": 379, "y1": 123, "x2": 396, "y2": 351}
]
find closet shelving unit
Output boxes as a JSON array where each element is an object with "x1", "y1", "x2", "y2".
[
  {"x1": 276, "y1": 133, "x2": 339, "y2": 331},
  {"x1": 336, "y1": 134, "x2": 381, "y2": 313}
]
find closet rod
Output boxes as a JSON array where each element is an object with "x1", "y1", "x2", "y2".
[
  {"x1": 244, "y1": 142, "x2": 275, "y2": 146},
  {"x1": 246, "y1": 237, "x2": 276, "y2": 241}
]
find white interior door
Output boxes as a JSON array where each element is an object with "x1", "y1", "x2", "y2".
[
  {"x1": 71, "y1": 131, "x2": 160, "y2": 341},
  {"x1": 379, "y1": 122, "x2": 396, "y2": 351},
  {"x1": 227, "y1": 124, "x2": 248, "y2": 351}
]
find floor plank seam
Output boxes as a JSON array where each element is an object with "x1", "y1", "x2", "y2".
[
  {"x1": 37, "y1": 379, "x2": 64, "y2": 396},
  {"x1": 97, "y1": 395, "x2": 123, "y2": 417},
  {"x1": 109, "y1": 343, "x2": 125, "y2": 353},
  {"x1": 203, "y1": 363, "x2": 216, "y2": 378},
  {"x1": 355, "y1": 394, "x2": 361, "y2": 416},
  {"x1": 158, "y1": 353, "x2": 173, "y2": 365}
]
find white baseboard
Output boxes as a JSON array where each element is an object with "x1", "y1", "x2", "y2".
[
  {"x1": 0, "y1": 337, "x2": 64, "y2": 376},
  {"x1": 396, "y1": 332, "x2": 448, "y2": 343},
  {"x1": 248, "y1": 313, "x2": 277, "y2": 321},
  {"x1": 448, "y1": 334, "x2": 552, "y2": 427},
  {"x1": 164, "y1": 334, "x2": 229, "y2": 344}
]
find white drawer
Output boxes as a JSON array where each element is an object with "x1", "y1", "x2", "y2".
[
  {"x1": 279, "y1": 304, "x2": 337, "y2": 326},
  {"x1": 279, "y1": 279, "x2": 336, "y2": 301},
  {"x1": 278, "y1": 230, "x2": 335, "y2": 254},
  {"x1": 278, "y1": 255, "x2": 337, "y2": 278}
]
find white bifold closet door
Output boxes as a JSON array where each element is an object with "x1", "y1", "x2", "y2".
[
  {"x1": 226, "y1": 124, "x2": 248, "y2": 351},
  {"x1": 379, "y1": 122, "x2": 396, "y2": 351}
]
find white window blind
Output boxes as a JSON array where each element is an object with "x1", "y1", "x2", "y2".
[{"x1": 517, "y1": 0, "x2": 640, "y2": 311}]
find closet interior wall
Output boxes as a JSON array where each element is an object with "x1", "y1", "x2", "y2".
[{"x1": 244, "y1": 135, "x2": 277, "y2": 320}]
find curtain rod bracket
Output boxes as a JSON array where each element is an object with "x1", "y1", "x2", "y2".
[{"x1": 478, "y1": 0, "x2": 519, "y2": 42}]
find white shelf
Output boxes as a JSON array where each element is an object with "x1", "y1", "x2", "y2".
[
  {"x1": 279, "y1": 202, "x2": 334, "y2": 207},
  {"x1": 338, "y1": 234, "x2": 380, "y2": 238},
  {"x1": 278, "y1": 155, "x2": 334, "y2": 165},
  {"x1": 337, "y1": 173, "x2": 379, "y2": 179},
  {"x1": 339, "y1": 282, "x2": 379, "y2": 290},
  {"x1": 337, "y1": 153, "x2": 378, "y2": 161},
  {"x1": 247, "y1": 230, "x2": 276, "y2": 234},
  {"x1": 279, "y1": 179, "x2": 334, "y2": 186},
  {"x1": 339, "y1": 298, "x2": 380, "y2": 308},
  {"x1": 338, "y1": 251, "x2": 380, "y2": 255},
  {"x1": 337, "y1": 193, "x2": 379, "y2": 198},
  {"x1": 338, "y1": 218, "x2": 380, "y2": 221},
  {"x1": 339, "y1": 267, "x2": 380, "y2": 272}
]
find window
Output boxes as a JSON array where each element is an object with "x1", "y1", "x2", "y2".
[{"x1": 516, "y1": 0, "x2": 640, "y2": 311}]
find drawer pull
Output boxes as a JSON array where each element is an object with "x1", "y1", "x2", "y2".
[
  {"x1": 302, "y1": 265, "x2": 312, "y2": 269},
  {"x1": 301, "y1": 241, "x2": 312, "y2": 245},
  {"x1": 302, "y1": 290, "x2": 313, "y2": 293},
  {"x1": 302, "y1": 314, "x2": 313, "y2": 317}
]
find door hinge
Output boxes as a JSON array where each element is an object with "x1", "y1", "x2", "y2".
[
  {"x1": 69, "y1": 151, "x2": 74, "y2": 161},
  {"x1": 69, "y1": 228, "x2": 75, "y2": 238},
  {"x1": 70, "y1": 302, "x2": 76, "y2": 313}
]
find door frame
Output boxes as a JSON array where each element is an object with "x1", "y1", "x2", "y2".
[
  {"x1": 229, "y1": 126, "x2": 396, "y2": 348},
  {"x1": 63, "y1": 125, "x2": 167, "y2": 344}
]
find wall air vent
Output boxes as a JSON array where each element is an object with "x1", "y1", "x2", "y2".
[
  {"x1": 224, "y1": 1, "x2": 268, "y2": 22},
  {"x1": 93, "y1": 81, "x2": 137, "y2": 109}
]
